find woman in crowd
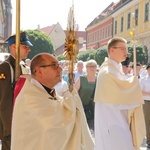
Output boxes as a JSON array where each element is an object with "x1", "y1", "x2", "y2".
[{"x1": 75, "y1": 59, "x2": 97, "y2": 132}]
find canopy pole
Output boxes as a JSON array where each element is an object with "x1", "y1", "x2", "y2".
[
  {"x1": 15, "y1": 0, "x2": 21, "y2": 81},
  {"x1": 130, "y1": 12, "x2": 136, "y2": 76}
]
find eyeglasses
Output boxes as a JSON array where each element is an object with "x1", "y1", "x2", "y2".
[
  {"x1": 112, "y1": 47, "x2": 127, "y2": 51},
  {"x1": 39, "y1": 63, "x2": 60, "y2": 70},
  {"x1": 87, "y1": 66, "x2": 97, "y2": 68}
]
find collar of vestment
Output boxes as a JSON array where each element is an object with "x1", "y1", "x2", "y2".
[
  {"x1": 107, "y1": 58, "x2": 123, "y2": 73},
  {"x1": 41, "y1": 84, "x2": 56, "y2": 98}
]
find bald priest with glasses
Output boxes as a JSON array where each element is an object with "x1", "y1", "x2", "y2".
[{"x1": 11, "y1": 53, "x2": 94, "y2": 150}]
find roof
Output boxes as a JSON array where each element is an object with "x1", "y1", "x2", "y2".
[
  {"x1": 87, "y1": 0, "x2": 133, "y2": 28},
  {"x1": 87, "y1": 0, "x2": 132, "y2": 29},
  {"x1": 77, "y1": 31, "x2": 86, "y2": 41},
  {"x1": 54, "y1": 44, "x2": 65, "y2": 56},
  {"x1": 39, "y1": 24, "x2": 56, "y2": 36},
  {"x1": 87, "y1": 2, "x2": 116, "y2": 28}
]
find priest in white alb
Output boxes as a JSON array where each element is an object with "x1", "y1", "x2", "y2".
[{"x1": 94, "y1": 37, "x2": 145, "y2": 150}]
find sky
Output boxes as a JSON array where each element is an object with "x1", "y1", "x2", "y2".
[{"x1": 11, "y1": 0, "x2": 119, "y2": 33}]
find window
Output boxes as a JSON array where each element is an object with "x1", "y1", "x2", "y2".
[
  {"x1": 108, "y1": 25, "x2": 110, "y2": 37},
  {"x1": 135, "y1": 8, "x2": 139, "y2": 25},
  {"x1": 103, "y1": 28, "x2": 105, "y2": 39},
  {"x1": 99, "y1": 29, "x2": 102, "y2": 40},
  {"x1": 106, "y1": 26, "x2": 109, "y2": 38},
  {"x1": 145, "y1": 2, "x2": 149, "y2": 22},
  {"x1": 127, "y1": 13, "x2": 131, "y2": 29},
  {"x1": 121, "y1": 17, "x2": 124, "y2": 32},
  {"x1": 98, "y1": 30, "x2": 100, "y2": 40},
  {"x1": 109, "y1": 25, "x2": 112, "y2": 36},
  {"x1": 97, "y1": 31, "x2": 99, "y2": 41},
  {"x1": 87, "y1": 36, "x2": 89, "y2": 44},
  {"x1": 92, "y1": 33, "x2": 94, "y2": 42},
  {"x1": 114, "y1": 20, "x2": 117, "y2": 34},
  {"x1": 104, "y1": 27, "x2": 107, "y2": 38},
  {"x1": 94, "y1": 32, "x2": 96, "y2": 42}
]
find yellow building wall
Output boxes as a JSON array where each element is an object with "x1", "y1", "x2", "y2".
[{"x1": 114, "y1": 0, "x2": 150, "y2": 41}]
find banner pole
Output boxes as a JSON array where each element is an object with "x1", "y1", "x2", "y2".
[{"x1": 15, "y1": 0, "x2": 21, "y2": 81}]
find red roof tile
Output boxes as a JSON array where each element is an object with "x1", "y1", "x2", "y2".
[{"x1": 39, "y1": 25, "x2": 56, "y2": 36}]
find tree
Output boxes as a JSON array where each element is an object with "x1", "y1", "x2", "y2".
[
  {"x1": 87, "y1": 51, "x2": 96, "y2": 61},
  {"x1": 127, "y1": 44, "x2": 147, "y2": 65},
  {"x1": 78, "y1": 50, "x2": 95, "y2": 62},
  {"x1": 26, "y1": 30, "x2": 54, "y2": 59},
  {"x1": 95, "y1": 46, "x2": 108, "y2": 66},
  {"x1": 57, "y1": 54, "x2": 65, "y2": 61},
  {"x1": 94, "y1": 44, "x2": 147, "y2": 66},
  {"x1": 57, "y1": 43, "x2": 147, "y2": 66}
]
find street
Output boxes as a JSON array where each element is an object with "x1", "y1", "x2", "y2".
[
  {"x1": 140, "y1": 138, "x2": 149, "y2": 150},
  {"x1": 0, "y1": 138, "x2": 149, "y2": 149}
]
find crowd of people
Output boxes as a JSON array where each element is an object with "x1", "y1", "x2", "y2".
[{"x1": 0, "y1": 32, "x2": 149, "y2": 150}]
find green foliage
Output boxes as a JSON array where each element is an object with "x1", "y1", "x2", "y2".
[
  {"x1": 87, "y1": 51, "x2": 96, "y2": 60},
  {"x1": 77, "y1": 44, "x2": 148, "y2": 65},
  {"x1": 57, "y1": 54, "x2": 65, "y2": 61},
  {"x1": 26, "y1": 30, "x2": 54, "y2": 59},
  {"x1": 78, "y1": 50, "x2": 95, "y2": 61},
  {"x1": 56, "y1": 43, "x2": 148, "y2": 65},
  {"x1": 127, "y1": 44, "x2": 147, "y2": 64},
  {"x1": 95, "y1": 46, "x2": 108, "y2": 65}
]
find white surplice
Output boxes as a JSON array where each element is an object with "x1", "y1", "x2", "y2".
[
  {"x1": 94, "y1": 58, "x2": 145, "y2": 150},
  {"x1": 95, "y1": 102, "x2": 138, "y2": 150}
]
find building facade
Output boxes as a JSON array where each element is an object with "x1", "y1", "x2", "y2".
[
  {"x1": 3, "y1": 0, "x2": 12, "y2": 39},
  {"x1": 39, "y1": 22, "x2": 66, "y2": 54},
  {"x1": 86, "y1": 16, "x2": 113, "y2": 50},
  {"x1": 86, "y1": 2, "x2": 116, "y2": 50},
  {"x1": 39, "y1": 23, "x2": 86, "y2": 56},
  {"x1": 86, "y1": 0, "x2": 150, "y2": 62},
  {"x1": 113, "y1": 0, "x2": 150, "y2": 61},
  {"x1": 86, "y1": 0, "x2": 132, "y2": 50},
  {"x1": 0, "y1": 0, "x2": 12, "y2": 52}
]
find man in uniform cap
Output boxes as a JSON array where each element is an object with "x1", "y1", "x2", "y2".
[
  {"x1": 6, "y1": 31, "x2": 33, "y2": 47},
  {"x1": 0, "y1": 31, "x2": 33, "y2": 150}
]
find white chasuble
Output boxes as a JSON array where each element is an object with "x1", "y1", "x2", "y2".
[{"x1": 11, "y1": 76, "x2": 94, "y2": 150}]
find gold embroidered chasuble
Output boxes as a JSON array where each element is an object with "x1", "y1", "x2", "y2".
[{"x1": 11, "y1": 76, "x2": 94, "y2": 150}]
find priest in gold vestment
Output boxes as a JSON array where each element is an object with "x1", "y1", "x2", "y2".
[{"x1": 11, "y1": 53, "x2": 94, "y2": 150}]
